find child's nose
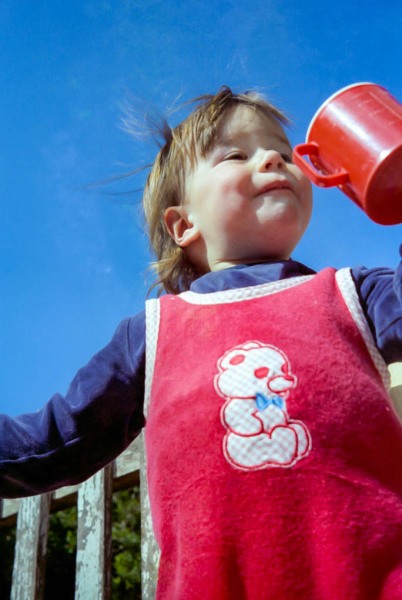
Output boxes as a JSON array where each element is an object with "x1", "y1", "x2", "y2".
[{"x1": 257, "y1": 150, "x2": 285, "y2": 172}]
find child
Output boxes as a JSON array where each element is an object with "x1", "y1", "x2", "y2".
[{"x1": 1, "y1": 87, "x2": 402, "y2": 599}]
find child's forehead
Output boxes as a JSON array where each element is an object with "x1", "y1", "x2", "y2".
[{"x1": 212, "y1": 105, "x2": 290, "y2": 148}]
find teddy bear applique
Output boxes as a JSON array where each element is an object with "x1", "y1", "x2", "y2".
[{"x1": 215, "y1": 341, "x2": 312, "y2": 471}]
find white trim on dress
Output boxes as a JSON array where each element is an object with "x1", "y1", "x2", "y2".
[
  {"x1": 144, "y1": 298, "x2": 161, "y2": 418},
  {"x1": 335, "y1": 268, "x2": 391, "y2": 391},
  {"x1": 179, "y1": 275, "x2": 315, "y2": 305}
]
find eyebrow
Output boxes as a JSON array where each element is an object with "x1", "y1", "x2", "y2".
[{"x1": 275, "y1": 132, "x2": 291, "y2": 145}]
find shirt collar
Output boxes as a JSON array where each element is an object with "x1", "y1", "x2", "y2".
[{"x1": 189, "y1": 259, "x2": 316, "y2": 293}]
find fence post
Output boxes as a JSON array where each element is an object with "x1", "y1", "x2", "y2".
[
  {"x1": 75, "y1": 464, "x2": 113, "y2": 600},
  {"x1": 10, "y1": 493, "x2": 51, "y2": 600},
  {"x1": 139, "y1": 432, "x2": 160, "y2": 600}
]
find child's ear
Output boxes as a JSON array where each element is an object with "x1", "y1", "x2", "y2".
[{"x1": 163, "y1": 206, "x2": 201, "y2": 247}]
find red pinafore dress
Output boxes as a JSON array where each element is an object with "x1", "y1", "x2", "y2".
[{"x1": 144, "y1": 268, "x2": 402, "y2": 599}]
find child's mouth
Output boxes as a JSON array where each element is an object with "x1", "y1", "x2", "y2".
[{"x1": 258, "y1": 180, "x2": 295, "y2": 195}]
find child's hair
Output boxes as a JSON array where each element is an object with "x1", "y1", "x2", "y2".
[{"x1": 143, "y1": 86, "x2": 290, "y2": 295}]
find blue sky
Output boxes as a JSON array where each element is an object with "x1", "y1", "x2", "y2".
[{"x1": 1, "y1": 1, "x2": 402, "y2": 415}]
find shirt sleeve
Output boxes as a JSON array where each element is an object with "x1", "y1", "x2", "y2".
[
  {"x1": 352, "y1": 245, "x2": 402, "y2": 364},
  {"x1": 0, "y1": 312, "x2": 146, "y2": 498}
]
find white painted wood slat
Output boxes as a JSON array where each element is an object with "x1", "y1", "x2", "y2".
[
  {"x1": 10, "y1": 493, "x2": 51, "y2": 600},
  {"x1": 74, "y1": 463, "x2": 113, "y2": 600},
  {"x1": 139, "y1": 432, "x2": 159, "y2": 600}
]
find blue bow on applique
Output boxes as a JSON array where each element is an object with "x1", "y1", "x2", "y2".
[{"x1": 255, "y1": 393, "x2": 284, "y2": 411}]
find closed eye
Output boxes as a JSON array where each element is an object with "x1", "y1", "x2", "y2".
[
  {"x1": 281, "y1": 153, "x2": 293, "y2": 163},
  {"x1": 222, "y1": 151, "x2": 248, "y2": 161}
]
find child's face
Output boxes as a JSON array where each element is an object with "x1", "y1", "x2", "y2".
[{"x1": 164, "y1": 105, "x2": 313, "y2": 272}]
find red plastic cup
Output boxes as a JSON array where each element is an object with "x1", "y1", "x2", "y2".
[{"x1": 293, "y1": 83, "x2": 402, "y2": 225}]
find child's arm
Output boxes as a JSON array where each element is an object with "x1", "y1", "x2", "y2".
[
  {"x1": 352, "y1": 246, "x2": 402, "y2": 363},
  {"x1": 0, "y1": 314, "x2": 146, "y2": 499}
]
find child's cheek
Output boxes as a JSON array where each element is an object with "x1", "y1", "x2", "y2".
[{"x1": 220, "y1": 168, "x2": 251, "y2": 197}]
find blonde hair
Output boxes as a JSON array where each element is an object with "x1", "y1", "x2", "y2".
[{"x1": 143, "y1": 86, "x2": 289, "y2": 294}]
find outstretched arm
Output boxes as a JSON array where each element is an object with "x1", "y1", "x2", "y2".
[{"x1": 0, "y1": 314, "x2": 146, "y2": 498}]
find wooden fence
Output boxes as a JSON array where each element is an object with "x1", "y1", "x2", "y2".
[
  {"x1": 1, "y1": 364, "x2": 402, "y2": 599},
  {"x1": 0, "y1": 433, "x2": 159, "y2": 600}
]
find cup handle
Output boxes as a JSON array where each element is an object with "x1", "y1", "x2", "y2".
[{"x1": 293, "y1": 142, "x2": 350, "y2": 187}]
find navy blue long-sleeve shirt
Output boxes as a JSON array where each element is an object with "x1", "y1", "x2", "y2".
[{"x1": 1, "y1": 257, "x2": 401, "y2": 498}]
